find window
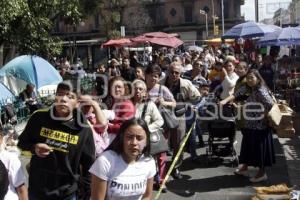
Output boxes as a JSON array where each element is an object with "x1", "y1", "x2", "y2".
[
  {"x1": 94, "y1": 14, "x2": 100, "y2": 30},
  {"x1": 223, "y1": 0, "x2": 229, "y2": 19},
  {"x1": 184, "y1": 3, "x2": 193, "y2": 23}
]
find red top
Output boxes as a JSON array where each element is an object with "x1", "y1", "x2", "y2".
[{"x1": 108, "y1": 99, "x2": 136, "y2": 134}]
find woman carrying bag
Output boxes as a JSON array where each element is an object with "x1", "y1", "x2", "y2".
[
  {"x1": 132, "y1": 79, "x2": 168, "y2": 193},
  {"x1": 228, "y1": 69, "x2": 276, "y2": 183}
]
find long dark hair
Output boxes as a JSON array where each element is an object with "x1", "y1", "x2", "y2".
[
  {"x1": 246, "y1": 69, "x2": 267, "y2": 89},
  {"x1": 106, "y1": 118, "x2": 151, "y2": 157}
]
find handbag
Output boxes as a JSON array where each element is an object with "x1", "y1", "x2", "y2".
[
  {"x1": 149, "y1": 129, "x2": 169, "y2": 155},
  {"x1": 160, "y1": 106, "x2": 179, "y2": 129},
  {"x1": 158, "y1": 85, "x2": 179, "y2": 129},
  {"x1": 267, "y1": 92, "x2": 282, "y2": 129},
  {"x1": 141, "y1": 103, "x2": 169, "y2": 155}
]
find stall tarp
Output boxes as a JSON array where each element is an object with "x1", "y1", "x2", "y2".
[
  {"x1": 0, "y1": 55, "x2": 62, "y2": 95},
  {"x1": 131, "y1": 32, "x2": 183, "y2": 48},
  {"x1": 101, "y1": 38, "x2": 132, "y2": 48},
  {"x1": 204, "y1": 38, "x2": 235, "y2": 45}
]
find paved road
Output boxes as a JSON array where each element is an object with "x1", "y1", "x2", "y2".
[{"x1": 153, "y1": 131, "x2": 296, "y2": 200}]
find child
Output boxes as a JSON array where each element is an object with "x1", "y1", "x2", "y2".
[
  {"x1": 186, "y1": 83, "x2": 210, "y2": 161},
  {"x1": 208, "y1": 60, "x2": 225, "y2": 91},
  {"x1": 78, "y1": 95, "x2": 109, "y2": 157},
  {"x1": 194, "y1": 83, "x2": 211, "y2": 145}
]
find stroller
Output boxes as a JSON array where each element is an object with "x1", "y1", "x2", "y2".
[{"x1": 204, "y1": 102, "x2": 239, "y2": 166}]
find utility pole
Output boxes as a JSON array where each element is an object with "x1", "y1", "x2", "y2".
[
  {"x1": 200, "y1": 9, "x2": 208, "y2": 38},
  {"x1": 255, "y1": 0, "x2": 259, "y2": 22},
  {"x1": 221, "y1": 0, "x2": 224, "y2": 35}
]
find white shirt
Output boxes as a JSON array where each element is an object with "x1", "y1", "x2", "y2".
[
  {"x1": 0, "y1": 150, "x2": 26, "y2": 200},
  {"x1": 89, "y1": 150, "x2": 156, "y2": 200},
  {"x1": 220, "y1": 72, "x2": 239, "y2": 100},
  {"x1": 134, "y1": 101, "x2": 164, "y2": 133}
]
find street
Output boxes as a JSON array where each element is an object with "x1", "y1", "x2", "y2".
[{"x1": 153, "y1": 130, "x2": 298, "y2": 200}]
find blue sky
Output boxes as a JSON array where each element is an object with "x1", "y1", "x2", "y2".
[{"x1": 241, "y1": 0, "x2": 291, "y2": 21}]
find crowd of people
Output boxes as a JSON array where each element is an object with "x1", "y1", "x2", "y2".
[{"x1": 0, "y1": 42, "x2": 299, "y2": 200}]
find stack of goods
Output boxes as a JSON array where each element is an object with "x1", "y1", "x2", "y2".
[
  {"x1": 251, "y1": 183, "x2": 293, "y2": 200},
  {"x1": 276, "y1": 101, "x2": 295, "y2": 138}
]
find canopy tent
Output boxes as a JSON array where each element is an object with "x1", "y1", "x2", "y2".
[
  {"x1": 204, "y1": 38, "x2": 235, "y2": 45},
  {"x1": 143, "y1": 32, "x2": 175, "y2": 38},
  {"x1": 222, "y1": 21, "x2": 281, "y2": 39},
  {"x1": 0, "y1": 55, "x2": 62, "y2": 95},
  {"x1": 101, "y1": 38, "x2": 132, "y2": 48},
  {"x1": 131, "y1": 32, "x2": 183, "y2": 48},
  {"x1": 258, "y1": 26, "x2": 300, "y2": 46},
  {"x1": 0, "y1": 82, "x2": 15, "y2": 103}
]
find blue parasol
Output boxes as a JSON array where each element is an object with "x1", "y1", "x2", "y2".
[
  {"x1": 258, "y1": 26, "x2": 300, "y2": 46},
  {"x1": 222, "y1": 21, "x2": 281, "y2": 39}
]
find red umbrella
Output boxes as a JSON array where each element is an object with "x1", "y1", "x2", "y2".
[
  {"x1": 101, "y1": 38, "x2": 132, "y2": 48},
  {"x1": 131, "y1": 32, "x2": 183, "y2": 48},
  {"x1": 143, "y1": 32, "x2": 172, "y2": 38}
]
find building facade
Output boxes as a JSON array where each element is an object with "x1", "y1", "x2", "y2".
[
  {"x1": 290, "y1": 0, "x2": 300, "y2": 25},
  {"x1": 273, "y1": 8, "x2": 292, "y2": 27},
  {"x1": 53, "y1": 0, "x2": 244, "y2": 69},
  {"x1": 144, "y1": 0, "x2": 244, "y2": 41}
]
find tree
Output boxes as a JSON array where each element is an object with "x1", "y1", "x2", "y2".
[
  {"x1": 0, "y1": 0, "x2": 87, "y2": 66},
  {"x1": 0, "y1": 0, "x2": 27, "y2": 65},
  {"x1": 96, "y1": 0, "x2": 152, "y2": 38}
]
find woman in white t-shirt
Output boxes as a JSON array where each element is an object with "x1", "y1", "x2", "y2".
[{"x1": 90, "y1": 118, "x2": 156, "y2": 200}]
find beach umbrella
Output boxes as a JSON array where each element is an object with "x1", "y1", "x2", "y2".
[
  {"x1": 258, "y1": 26, "x2": 300, "y2": 46},
  {"x1": 222, "y1": 21, "x2": 281, "y2": 39}
]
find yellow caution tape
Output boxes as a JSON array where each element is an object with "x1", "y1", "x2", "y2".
[{"x1": 154, "y1": 122, "x2": 196, "y2": 200}]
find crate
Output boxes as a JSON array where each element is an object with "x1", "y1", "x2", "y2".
[{"x1": 276, "y1": 128, "x2": 296, "y2": 138}]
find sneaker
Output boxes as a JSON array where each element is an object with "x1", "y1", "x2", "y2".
[
  {"x1": 249, "y1": 174, "x2": 268, "y2": 183},
  {"x1": 234, "y1": 168, "x2": 249, "y2": 177}
]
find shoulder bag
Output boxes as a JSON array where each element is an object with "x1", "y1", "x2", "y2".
[
  {"x1": 158, "y1": 85, "x2": 179, "y2": 129},
  {"x1": 266, "y1": 91, "x2": 282, "y2": 129},
  {"x1": 141, "y1": 103, "x2": 169, "y2": 155}
]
